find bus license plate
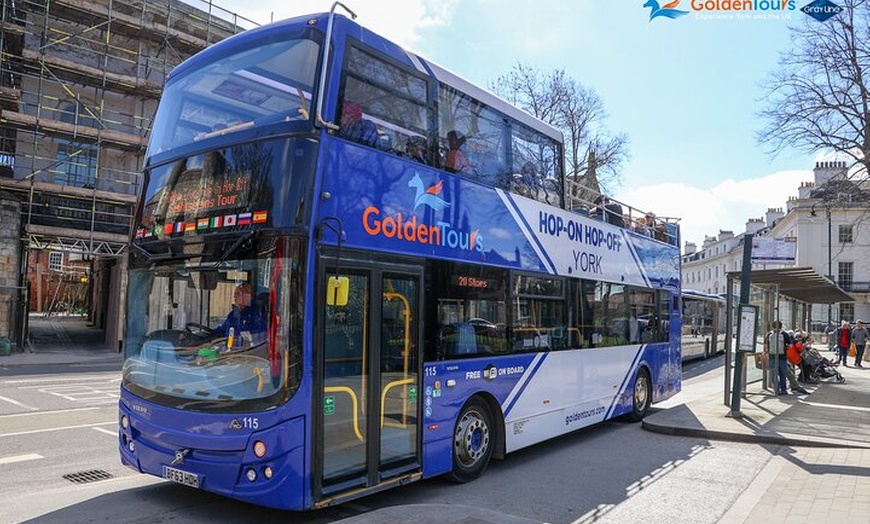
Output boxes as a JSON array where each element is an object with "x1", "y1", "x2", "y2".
[{"x1": 163, "y1": 466, "x2": 200, "y2": 488}]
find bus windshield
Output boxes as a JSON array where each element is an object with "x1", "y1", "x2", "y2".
[
  {"x1": 122, "y1": 237, "x2": 304, "y2": 412},
  {"x1": 147, "y1": 35, "x2": 320, "y2": 157}
]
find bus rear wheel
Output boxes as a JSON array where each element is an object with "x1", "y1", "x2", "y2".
[
  {"x1": 447, "y1": 397, "x2": 493, "y2": 483},
  {"x1": 627, "y1": 368, "x2": 651, "y2": 422}
]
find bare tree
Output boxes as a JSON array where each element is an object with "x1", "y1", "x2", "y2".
[
  {"x1": 757, "y1": 0, "x2": 870, "y2": 179},
  {"x1": 491, "y1": 63, "x2": 629, "y2": 193}
]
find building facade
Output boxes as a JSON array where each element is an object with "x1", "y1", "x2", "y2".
[
  {"x1": 0, "y1": 0, "x2": 258, "y2": 348},
  {"x1": 682, "y1": 161, "x2": 870, "y2": 331}
]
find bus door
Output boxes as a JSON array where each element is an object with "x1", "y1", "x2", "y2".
[{"x1": 317, "y1": 262, "x2": 422, "y2": 499}]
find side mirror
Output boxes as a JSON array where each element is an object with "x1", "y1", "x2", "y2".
[{"x1": 326, "y1": 276, "x2": 349, "y2": 306}]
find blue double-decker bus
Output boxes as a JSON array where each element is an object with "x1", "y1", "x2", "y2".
[{"x1": 120, "y1": 5, "x2": 682, "y2": 510}]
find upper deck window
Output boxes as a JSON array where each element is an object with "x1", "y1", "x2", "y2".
[
  {"x1": 510, "y1": 122, "x2": 561, "y2": 206},
  {"x1": 438, "y1": 85, "x2": 509, "y2": 187},
  {"x1": 335, "y1": 41, "x2": 563, "y2": 206},
  {"x1": 148, "y1": 37, "x2": 320, "y2": 157},
  {"x1": 339, "y1": 44, "x2": 431, "y2": 162}
]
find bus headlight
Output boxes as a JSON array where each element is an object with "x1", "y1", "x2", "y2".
[
  {"x1": 120, "y1": 414, "x2": 129, "y2": 430},
  {"x1": 246, "y1": 468, "x2": 257, "y2": 482},
  {"x1": 263, "y1": 466, "x2": 273, "y2": 479},
  {"x1": 253, "y1": 440, "x2": 267, "y2": 458}
]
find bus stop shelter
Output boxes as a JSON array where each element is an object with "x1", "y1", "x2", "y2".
[
  {"x1": 727, "y1": 267, "x2": 854, "y2": 304},
  {"x1": 722, "y1": 267, "x2": 854, "y2": 404}
]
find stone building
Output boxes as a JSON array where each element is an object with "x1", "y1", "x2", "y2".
[
  {"x1": 682, "y1": 161, "x2": 869, "y2": 332},
  {"x1": 0, "y1": 0, "x2": 258, "y2": 349}
]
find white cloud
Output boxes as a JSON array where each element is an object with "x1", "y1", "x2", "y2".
[{"x1": 615, "y1": 169, "x2": 812, "y2": 250}]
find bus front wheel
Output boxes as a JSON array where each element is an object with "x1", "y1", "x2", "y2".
[
  {"x1": 627, "y1": 368, "x2": 651, "y2": 422},
  {"x1": 447, "y1": 397, "x2": 493, "y2": 483}
]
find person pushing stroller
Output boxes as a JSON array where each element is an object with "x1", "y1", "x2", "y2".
[{"x1": 798, "y1": 334, "x2": 846, "y2": 384}]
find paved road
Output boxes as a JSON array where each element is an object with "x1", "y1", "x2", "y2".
[
  {"x1": 0, "y1": 357, "x2": 769, "y2": 524},
  {"x1": 5, "y1": 321, "x2": 870, "y2": 524}
]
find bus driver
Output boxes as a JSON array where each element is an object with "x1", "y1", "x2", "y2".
[{"x1": 214, "y1": 284, "x2": 264, "y2": 345}]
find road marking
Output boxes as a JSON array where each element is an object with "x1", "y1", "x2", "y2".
[
  {"x1": 5, "y1": 375, "x2": 118, "y2": 386},
  {"x1": 0, "y1": 395, "x2": 38, "y2": 411},
  {"x1": 37, "y1": 384, "x2": 119, "y2": 404},
  {"x1": 92, "y1": 427, "x2": 117, "y2": 437},
  {"x1": 800, "y1": 400, "x2": 870, "y2": 412},
  {"x1": 0, "y1": 407, "x2": 101, "y2": 418},
  {"x1": 0, "y1": 453, "x2": 44, "y2": 466},
  {"x1": 0, "y1": 421, "x2": 116, "y2": 438}
]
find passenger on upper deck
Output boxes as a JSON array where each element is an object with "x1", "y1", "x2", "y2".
[
  {"x1": 340, "y1": 101, "x2": 379, "y2": 147},
  {"x1": 634, "y1": 214, "x2": 654, "y2": 238},
  {"x1": 634, "y1": 213, "x2": 652, "y2": 238},
  {"x1": 445, "y1": 130, "x2": 472, "y2": 175},
  {"x1": 513, "y1": 161, "x2": 542, "y2": 199},
  {"x1": 590, "y1": 195, "x2": 624, "y2": 227},
  {"x1": 404, "y1": 136, "x2": 429, "y2": 165}
]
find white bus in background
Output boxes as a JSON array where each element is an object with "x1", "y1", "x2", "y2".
[{"x1": 681, "y1": 290, "x2": 726, "y2": 361}]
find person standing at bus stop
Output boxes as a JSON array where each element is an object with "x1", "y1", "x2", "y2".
[
  {"x1": 852, "y1": 320, "x2": 867, "y2": 367},
  {"x1": 835, "y1": 320, "x2": 852, "y2": 367},
  {"x1": 764, "y1": 320, "x2": 789, "y2": 395}
]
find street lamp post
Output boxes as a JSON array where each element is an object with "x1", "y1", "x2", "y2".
[
  {"x1": 811, "y1": 202, "x2": 834, "y2": 326},
  {"x1": 827, "y1": 205, "x2": 832, "y2": 324}
]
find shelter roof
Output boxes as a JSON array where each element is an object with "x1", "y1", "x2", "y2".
[{"x1": 726, "y1": 267, "x2": 853, "y2": 304}]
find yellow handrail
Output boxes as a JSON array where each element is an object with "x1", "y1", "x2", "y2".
[
  {"x1": 380, "y1": 378, "x2": 415, "y2": 428},
  {"x1": 323, "y1": 385, "x2": 364, "y2": 441},
  {"x1": 384, "y1": 290, "x2": 411, "y2": 379},
  {"x1": 384, "y1": 290, "x2": 412, "y2": 423}
]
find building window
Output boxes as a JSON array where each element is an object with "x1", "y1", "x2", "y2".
[
  {"x1": 838, "y1": 224, "x2": 853, "y2": 243},
  {"x1": 55, "y1": 140, "x2": 98, "y2": 188},
  {"x1": 55, "y1": 102, "x2": 99, "y2": 188},
  {"x1": 839, "y1": 303, "x2": 854, "y2": 323},
  {"x1": 838, "y1": 262, "x2": 853, "y2": 291},
  {"x1": 48, "y1": 251, "x2": 63, "y2": 272}
]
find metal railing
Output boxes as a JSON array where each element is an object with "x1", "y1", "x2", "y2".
[{"x1": 565, "y1": 177, "x2": 681, "y2": 246}]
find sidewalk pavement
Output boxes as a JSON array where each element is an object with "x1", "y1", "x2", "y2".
[
  {"x1": 643, "y1": 363, "x2": 870, "y2": 450},
  {"x1": 3, "y1": 317, "x2": 870, "y2": 523},
  {"x1": 0, "y1": 314, "x2": 120, "y2": 367},
  {"x1": 643, "y1": 360, "x2": 870, "y2": 524}
]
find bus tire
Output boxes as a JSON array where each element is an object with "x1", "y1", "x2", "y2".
[
  {"x1": 627, "y1": 368, "x2": 651, "y2": 422},
  {"x1": 447, "y1": 397, "x2": 493, "y2": 483}
]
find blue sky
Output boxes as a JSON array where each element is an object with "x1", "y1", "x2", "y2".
[{"x1": 187, "y1": 0, "x2": 831, "y2": 248}]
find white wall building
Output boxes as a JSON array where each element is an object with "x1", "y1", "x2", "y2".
[{"x1": 682, "y1": 161, "x2": 870, "y2": 329}]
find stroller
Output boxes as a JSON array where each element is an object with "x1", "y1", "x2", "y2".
[{"x1": 800, "y1": 345, "x2": 846, "y2": 384}]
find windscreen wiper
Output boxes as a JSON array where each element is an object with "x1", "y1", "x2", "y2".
[{"x1": 212, "y1": 230, "x2": 255, "y2": 268}]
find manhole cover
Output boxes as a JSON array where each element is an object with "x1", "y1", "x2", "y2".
[{"x1": 62, "y1": 470, "x2": 114, "y2": 484}]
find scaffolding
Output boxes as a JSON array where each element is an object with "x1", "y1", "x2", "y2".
[{"x1": 0, "y1": 0, "x2": 259, "y2": 257}]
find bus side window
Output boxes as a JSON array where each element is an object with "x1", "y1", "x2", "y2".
[
  {"x1": 341, "y1": 44, "x2": 431, "y2": 157},
  {"x1": 438, "y1": 84, "x2": 510, "y2": 185}
]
